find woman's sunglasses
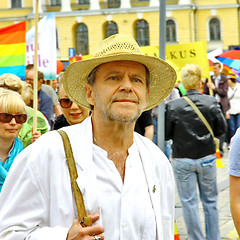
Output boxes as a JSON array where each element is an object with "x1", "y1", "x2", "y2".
[
  {"x1": 58, "y1": 98, "x2": 73, "y2": 108},
  {"x1": 0, "y1": 113, "x2": 27, "y2": 124}
]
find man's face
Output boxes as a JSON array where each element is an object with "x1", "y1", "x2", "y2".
[
  {"x1": 25, "y1": 69, "x2": 42, "y2": 91},
  {"x1": 213, "y1": 64, "x2": 221, "y2": 76},
  {"x1": 52, "y1": 80, "x2": 58, "y2": 90},
  {"x1": 86, "y1": 60, "x2": 149, "y2": 123}
]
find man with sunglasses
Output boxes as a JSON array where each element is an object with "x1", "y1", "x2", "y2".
[
  {"x1": 0, "y1": 89, "x2": 27, "y2": 192},
  {"x1": 0, "y1": 34, "x2": 177, "y2": 240}
]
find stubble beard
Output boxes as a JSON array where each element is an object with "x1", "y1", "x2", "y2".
[
  {"x1": 94, "y1": 91, "x2": 147, "y2": 123},
  {"x1": 106, "y1": 106, "x2": 142, "y2": 123},
  {"x1": 104, "y1": 97, "x2": 148, "y2": 123}
]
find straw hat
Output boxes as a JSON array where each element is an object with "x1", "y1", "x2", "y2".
[{"x1": 63, "y1": 34, "x2": 177, "y2": 111}]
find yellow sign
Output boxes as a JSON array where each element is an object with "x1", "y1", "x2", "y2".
[{"x1": 141, "y1": 42, "x2": 210, "y2": 81}]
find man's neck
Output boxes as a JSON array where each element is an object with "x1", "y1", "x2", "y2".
[
  {"x1": 91, "y1": 112, "x2": 135, "y2": 182},
  {"x1": 91, "y1": 113, "x2": 134, "y2": 153}
]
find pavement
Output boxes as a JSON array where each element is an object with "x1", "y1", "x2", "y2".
[{"x1": 174, "y1": 146, "x2": 240, "y2": 240}]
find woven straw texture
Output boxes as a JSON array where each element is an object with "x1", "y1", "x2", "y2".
[{"x1": 63, "y1": 34, "x2": 177, "y2": 111}]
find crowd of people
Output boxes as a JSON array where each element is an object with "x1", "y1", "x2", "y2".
[{"x1": 0, "y1": 33, "x2": 240, "y2": 240}]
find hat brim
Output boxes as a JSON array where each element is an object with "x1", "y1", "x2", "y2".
[{"x1": 63, "y1": 53, "x2": 177, "y2": 111}]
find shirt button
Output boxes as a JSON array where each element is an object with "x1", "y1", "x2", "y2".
[{"x1": 122, "y1": 223, "x2": 127, "y2": 228}]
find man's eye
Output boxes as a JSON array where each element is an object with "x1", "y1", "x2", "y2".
[
  {"x1": 133, "y1": 78, "x2": 142, "y2": 83},
  {"x1": 108, "y1": 76, "x2": 118, "y2": 81}
]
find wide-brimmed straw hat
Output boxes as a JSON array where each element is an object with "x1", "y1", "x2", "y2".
[{"x1": 63, "y1": 34, "x2": 177, "y2": 111}]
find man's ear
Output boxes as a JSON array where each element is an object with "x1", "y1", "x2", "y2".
[{"x1": 85, "y1": 82, "x2": 95, "y2": 106}]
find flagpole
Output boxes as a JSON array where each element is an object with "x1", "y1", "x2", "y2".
[{"x1": 33, "y1": 0, "x2": 39, "y2": 132}]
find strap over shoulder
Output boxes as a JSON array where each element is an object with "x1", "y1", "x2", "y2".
[
  {"x1": 57, "y1": 129, "x2": 92, "y2": 227},
  {"x1": 182, "y1": 96, "x2": 214, "y2": 139}
]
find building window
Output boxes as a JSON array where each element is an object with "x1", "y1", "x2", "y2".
[
  {"x1": 209, "y1": 18, "x2": 221, "y2": 41},
  {"x1": 12, "y1": 0, "x2": 21, "y2": 8},
  {"x1": 76, "y1": 23, "x2": 89, "y2": 55},
  {"x1": 78, "y1": 0, "x2": 89, "y2": 4},
  {"x1": 135, "y1": 20, "x2": 149, "y2": 46},
  {"x1": 105, "y1": 21, "x2": 118, "y2": 38},
  {"x1": 108, "y1": 0, "x2": 120, "y2": 8},
  {"x1": 51, "y1": 0, "x2": 61, "y2": 6},
  {"x1": 166, "y1": 19, "x2": 176, "y2": 42}
]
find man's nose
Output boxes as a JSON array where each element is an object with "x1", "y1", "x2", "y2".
[{"x1": 119, "y1": 77, "x2": 133, "y2": 91}]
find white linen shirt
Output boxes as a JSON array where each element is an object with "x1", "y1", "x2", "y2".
[
  {"x1": 227, "y1": 83, "x2": 240, "y2": 115},
  {"x1": 0, "y1": 117, "x2": 175, "y2": 240},
  {"x1": 213, "y1": 74, "x2": 221, "y2": 102},
  {"x1": 93, "y1": 143, "x2": 156, "y2": 240}
]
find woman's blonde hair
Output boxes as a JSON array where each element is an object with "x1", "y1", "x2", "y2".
[
  {"x1": 181, "y1": 64, "x2": 202, "y2": 91},
  {"x1": 0, "y1": 88, "x2": 27, "y2": 114},
  {"x1": 0, "y1": 73, "x2": 22, "y2": 92},
  {"x1": 20, "y1": 81, "x2": 33, "y2": 107},
  {"x1": 0, "y1": 73, "x2": 33, "y2": 107}
]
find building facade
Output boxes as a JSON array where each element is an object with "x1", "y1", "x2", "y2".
[{"x1": 0, "y1": 0, "x2": 240, "y2": 59}]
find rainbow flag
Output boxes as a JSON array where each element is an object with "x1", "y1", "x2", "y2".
[{"x1": 0, "y1": 21, "x2": 26, "y2": 79}]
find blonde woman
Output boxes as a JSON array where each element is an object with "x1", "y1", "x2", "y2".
[
  {"x1": 165, "y1": 64, "x2": 227, "y2": 240},
  {"x1": 0, "y1": 73, "x2": 49, "y2": 148},
  {"x1": 0, "y1": 88, "x2": 27, "y2": 192}
]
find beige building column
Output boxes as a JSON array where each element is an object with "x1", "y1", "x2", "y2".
[
  {"x1": 89, "y1": 0, "x2": 100, "y2": 10},
  {"x1": 33, "y1": 0, "x2": 43, "y2": 13},
  {"x1": 120, "y1": 0, "x2": 131, "y2": 9},
  {"x1": 61, "y1": 0, "x2": 72, "y2": 11},
  {"x1": 178, "y1": 0, "x2": 192, "y2": 4},
  {"x1": 149, "y1": 0, "x2": 159, "y2": 7}
]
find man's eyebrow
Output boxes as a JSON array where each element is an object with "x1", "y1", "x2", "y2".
[
  {"x1": 104, "y1": 71, "x2": 145, "y2": 79},
  {"x1": 131, "y1": 73, "x2": 146, "y2": 80},
  {"x1": 104, "y1": 71, "x2": 123, "y2": 78}
]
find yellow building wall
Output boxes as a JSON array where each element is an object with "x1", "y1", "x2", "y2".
[
  {"x1": 219, "y1": 8, "x2": 239, "y2": 49},
  {"x1": 0, "y1": 0, "x2": 33, "y2": 8},
  {"x1": 56, "y1": 11, "x2": 160, "y2": 58},
  {"x1": 24, "y1": 0, "x2": 34, "y2": 8},
  {"x1": 143, "y1": 11, "x2": 159, "y2": 46},
  {"x1": 0, "y1": 0, "x2": 240, "y2": 59},
  {"x1": 172, "y1": 10, "x2": 193, "y2": 43},
  {"x1": 0, "y1": 1, "x2": 8, "y2": 8},
  {"x1": 196, "y1": 0, "x2": 237, "y2": 5},
  {"x1": 196, "y1": 8, "x2": 239, "y2": 49},
  {"x1": 196, "y1": 10, "x2": 211, "y2": 42},
  {"x1": 0, "y1": 9, "x2": 31, "y2": 18}
]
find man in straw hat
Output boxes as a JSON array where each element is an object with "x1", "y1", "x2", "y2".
[{"x1": 0, "y1": 34, "x2": 176, "y2": 240}]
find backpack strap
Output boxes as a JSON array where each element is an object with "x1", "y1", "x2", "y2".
[{"x1": 57, "y1": 129, "x2": 92, "y2": 227}]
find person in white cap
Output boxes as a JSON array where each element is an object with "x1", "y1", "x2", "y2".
[{"x1": 0, "y1": 34, "x2": 176, "y2": 240}]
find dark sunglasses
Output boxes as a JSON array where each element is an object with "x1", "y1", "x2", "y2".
[
  {"x1": 0, "y1": 113, "x2": 27, "y2": 124},
  {"x1": 58, "y1": 98, "x2": 73, "y2": 108}
]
